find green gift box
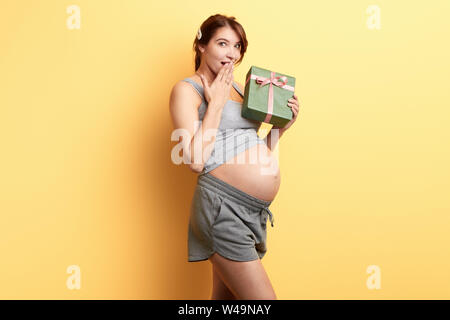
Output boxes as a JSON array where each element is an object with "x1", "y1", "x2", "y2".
[{"x1": 242, "y1": 66, "x2": 296, "y2": 128}]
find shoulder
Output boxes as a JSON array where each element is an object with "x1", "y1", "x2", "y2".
[
  {"x1": 170, "y1": 80, "x2": 190, "y2": 99},
  {"x1": 170, "y1": 77, "x2": 203, "y2": 106},
  {"x1": 181, "y1": 74, "x2": 203, "y2": 88},
  {"x1": 175, "y1": 75, "x2": 203, "y2": 90},
  {"x1": 172, "y1": 76, "x2": 198, "y2": 95}
]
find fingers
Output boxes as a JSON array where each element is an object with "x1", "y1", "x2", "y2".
[
  {"x1": 216, "y1": 64, "x2": 226, "y2": 82},
  {"x1": 288, "y1": 97, "x2": 300, "y2": 108},
  {"x1": 228, "y1": 64, "x2": 234, "y2": 85},
  {"x1": 287, "y1": 97, "x2": 299, "y2": 117},
  {"x1": 221, "y1": 63, "x2": 233, "y2": 84},
  {"x1": 199, "y1": 74, "x2": 208, "y2": 88},
  {"x1": 287, "y1": 101, "x2": 298, "y2": 107},
  {"x1": 287, "y1": 105, "x2": 298, "y2": 117},
  {"x1": 287, "y1": 103, "x2": 299, "y2": 117},
  {"x1": 219, "y1": 63, "x2": 230, "y2": 82}
]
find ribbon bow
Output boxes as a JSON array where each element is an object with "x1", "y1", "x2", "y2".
[{"x1": 255, "y1": 73, "x2": 288, "y2": 88}]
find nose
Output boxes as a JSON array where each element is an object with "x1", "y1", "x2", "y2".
[
  {"x1": 227, "y1": 56, "x2": 238, "y2": 64},
  {"x1": 227, "y1": 49, "x2": 239, "y2": 62},
  {"x1": 226, "y1": 54, "x2": 235, "y2": 61}
]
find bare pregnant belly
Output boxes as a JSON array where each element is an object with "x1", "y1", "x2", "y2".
[{"x1": 208, "y1": 144, "x2": 281, "y2": 202}]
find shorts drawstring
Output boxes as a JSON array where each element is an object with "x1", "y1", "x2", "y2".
[{"x1": 262, "y1": 207, "x2": 274, "y2": 227}]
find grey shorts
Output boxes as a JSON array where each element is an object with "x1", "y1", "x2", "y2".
[{"x1": 188, "y1": 172, "x2": 275, "y2": 262}]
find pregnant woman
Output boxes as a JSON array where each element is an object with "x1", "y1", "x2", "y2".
[{"x1": 169, "y1": 14, "x2": 300, "y2": 300}]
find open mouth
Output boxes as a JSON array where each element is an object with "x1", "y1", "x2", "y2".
[{"x1": 221, "y1": 61, "x2": 232, "y2": 66}]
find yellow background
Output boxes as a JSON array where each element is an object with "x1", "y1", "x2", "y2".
[{"x1": 1, "y1": 0, "x2": 449, "y2": 299}]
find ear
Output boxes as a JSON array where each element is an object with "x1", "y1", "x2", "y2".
[{"x1": 198, "y1": 44, "x2": 205, "y2": 53}]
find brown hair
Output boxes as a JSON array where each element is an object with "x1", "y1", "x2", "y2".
[{"x1": 193, "y1": 14, "x2": 248, "y2": 71}]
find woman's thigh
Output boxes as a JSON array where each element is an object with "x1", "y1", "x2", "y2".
[
  {"x1": 212, "y1": 264, "x2": 236, "y2": 300},
  {"x1": 209, "y1": 252, "x2": 277, "y2": 300}
]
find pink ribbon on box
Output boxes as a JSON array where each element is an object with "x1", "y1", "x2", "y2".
[{"x1": 245, "y1": 71, "x2": 295, "y2": 123}]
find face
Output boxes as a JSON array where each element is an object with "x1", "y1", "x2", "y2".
[{"x1": 199, "y1": 26, "x2": 242, "y2": 72}]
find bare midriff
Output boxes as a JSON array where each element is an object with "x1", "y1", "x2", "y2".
[
  {"x1": 188, "y1": 75, "x2": 281, "y2": 202},
  {"x1": 208, "y1": 144, "x2": 281, "y2": 202}
]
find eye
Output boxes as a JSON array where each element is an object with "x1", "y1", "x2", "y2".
[{"x1": 219, "y1": 42, "x2": 241, "y2": 49}]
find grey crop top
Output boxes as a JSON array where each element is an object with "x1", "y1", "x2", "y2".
[{"x1": 181, "y1": 77, "x2": 266, "y2": 175}]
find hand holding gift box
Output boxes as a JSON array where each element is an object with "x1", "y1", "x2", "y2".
[
  {"x1": 242, "y1": 66, "x2": 297, "y2": 128},
  {"x1": 281, "y1": 92, "x2": 300, "y2": 131}
]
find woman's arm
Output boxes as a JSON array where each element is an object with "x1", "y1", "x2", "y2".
[
  {"x1": 169, "y1": 81, "x2": 224, "y2": 173},
  {"x1": 265, "y1": 93, "x2": 300, "y2": 150},
  {"x1": 264, "y1": 127, "x2": 286, "y2": 151}
]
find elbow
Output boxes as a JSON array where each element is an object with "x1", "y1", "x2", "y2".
[
  {"x1": 189, "y1": 163, "x2": 204, "y2": 174},
  {"x1": 184, "y1": 144, "x2": 204, "y2": 173}
]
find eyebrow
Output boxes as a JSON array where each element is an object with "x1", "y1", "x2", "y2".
[{"x1": 216, "y1": 38, "x2": 242, "y2": 44}]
